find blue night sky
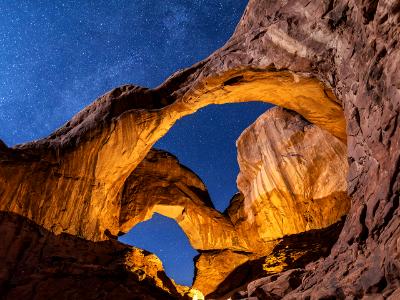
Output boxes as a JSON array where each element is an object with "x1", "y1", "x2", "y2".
[{"x1": 0, "y1": 1, "x2": 272, "y2": 286}]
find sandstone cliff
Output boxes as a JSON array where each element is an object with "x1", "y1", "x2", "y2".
[{"x1": 0, "y1": 0, "x2": 399, "y2": 299}]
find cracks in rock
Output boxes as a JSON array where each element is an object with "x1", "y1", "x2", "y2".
[
  {"x1": 250, "y1": 30, "x2": 267, "y2": 42},
  {"x1": 382, "y1": 113, "x2": 398, "y2": 147},
  {"x1": 366, "y1": 274, "x2": 388, "y2": 294},
  {"x1": 327, "y1": 4, "x2": 349, "y2": 30},
  {"x1": 358, "y1": 204, "x2": 370, "y2": 242},
  {"x1": 362, "y1": 0, "x2": 380, "y2": 24},
  {"x1": 321, "y1": 0, "x2": 335, "y2": 19},
  {"x1": 365, "y1": 46, "x2": 387, "y2": 105},
  {"x1": 371, "y1": 148, "x2": 400, "y2": 237},
  {"x1": 223, "y1": 75, "x2": 245, "y2": 86}
]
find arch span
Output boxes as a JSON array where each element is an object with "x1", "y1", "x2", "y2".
[
  {"x1": 116, "y1": 105, "x2": 349, "y2": 295},
  {"x1": 0, "y1": 0, "x2": 398, "y2": 298},
  {"x1": 119, "y1": 149, "x2": 246, "y2": 251},
  {"x1": 0, "y1": 67, "x2": 345, "y2": 242},
  {"x1": 117, "y1": 104, "x2": 349, "y2": 251}
]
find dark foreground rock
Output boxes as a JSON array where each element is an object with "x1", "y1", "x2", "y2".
[
  {"x1": 209, "y1": 219, "x2": 345, "y2": 299},
  {"x1": 0, "y1": 0, "x2": 399, "y2": 298},
  {"x1": 0, "y1": 211, "x2": 193, "y2": 300}
]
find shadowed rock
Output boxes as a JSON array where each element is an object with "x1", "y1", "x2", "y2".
[
  {"x1": 211, "y1": 219, "x2": 345, "y2": 299},
  {"x1": 0, "y1": 211, "x2": 197, "y2": 300},
  {"x1": 0, "y1": 0, "x2": 399, "y2": 298}
]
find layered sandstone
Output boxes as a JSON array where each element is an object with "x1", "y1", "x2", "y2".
[
  {"x1": 235, "y1": 107, "x2": 349, "y2": 246},
  {"x1": 0, "y1": 0, "x2": 398, "y2": 299},
  {"x1": 119, "y1": 149, "x2": 245, "y2": 251},
  {"x1": 0, "y1": 73, "x2": 344, "y2": 244}
]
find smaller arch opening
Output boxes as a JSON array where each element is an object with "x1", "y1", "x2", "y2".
[{"x1": 119, "y1": 213, "x2": 199, "y2": 286}]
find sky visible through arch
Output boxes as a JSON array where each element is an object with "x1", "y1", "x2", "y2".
[
  {"x1": 0, "y1": 1, "x2": 272, "y2": 286},
  {"x1": 125, "y1": 101, "x2": 271, "y2": 285}
]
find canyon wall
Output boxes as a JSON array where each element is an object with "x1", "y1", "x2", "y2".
[
  {"x1": 236, "y1": 1, "x2": 400, "y2": 298},
  {"x1": 0, "y1": 0, "x2": 399, "y2": 299}
]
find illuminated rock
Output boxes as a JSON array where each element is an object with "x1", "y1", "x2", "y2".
[
  {"x1": 0, "y1": 0, "x2": 399, "y2": 298},
  {"x1": 192, "y1": 250, "x2": 254, "y2": 296},
  {"x1": 0, "y1": 66, "x2": 344, "y2": 243},
  {"x1": 234, "y1": 107, "x2": 350, "y2": 248},
  {"x1": 192, "y1": 107, "x2": 349, "y2": 295},
  {"x1": 119, "y1": 149, "x2": 246, "y2": 251}
]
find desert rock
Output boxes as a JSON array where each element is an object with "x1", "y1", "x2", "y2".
[
  {"x1": 0, "y1": 0, "x2": 399, "y2": 299},
  {"x1": 235, "y1": 107, "x2": 349, "y2": 247}
]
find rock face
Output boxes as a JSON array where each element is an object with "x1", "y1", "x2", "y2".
[
  {"x1": 115, "y1": 107, "x2": 350, "y2": 296},
  {"x1": 0, "y1": 0, "x2": 348, "y2": 245},
  {"x1": 0, "y1": 0, "x2": 399, "y2": 299},
  {"x1": 244, "y1": 269, "x2": 306, "y2": 300},
  {"x1": 235, "y1": 107, "x2": 350, "y2": 246},
  {"x1": 232, "y1": 1, "x2": 400, "y2": 299},
  {"x1": 196, "y1": 218, "x2": 345, "y2": 299},
  {"x1": 0, "y1": 211, "x2": 196, "y2": 300}
]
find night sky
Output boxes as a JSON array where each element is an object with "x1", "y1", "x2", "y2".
[{"x1": 0, "y1": 1, "x2": 272, "y2": 286}]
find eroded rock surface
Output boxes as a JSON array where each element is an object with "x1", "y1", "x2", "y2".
[
  {"x1": 235, "y1": 1, "x2": 400, "y2": 298},
  {"x1": 0, "y1": 0, "x2": 399, "y2": 298},
  {"x1": 235, "y1": 107, "x2": 350, "y2": 246},
  {"x1": 192, "y1": 107, "x2": 349, "y2": 295},
  {"x1": 0, "y1": 211, "x2": 199, "y2": 300},
  {"x1": 119, "y1": 149, "x2": 245, "y2": 251},
  {"x1": 0, "y1": 18, "x2": 345, "y2": 243},
  {"x1": 215, "y1": 219, "x2": 344, "y2": 300}
]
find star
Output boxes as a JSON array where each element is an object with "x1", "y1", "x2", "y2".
[{"x1": 0, "y1": 0, "x2": 267, "y2": 287}]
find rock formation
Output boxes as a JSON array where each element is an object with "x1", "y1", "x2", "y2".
[
  {"x1": 119, "y1": 149, "x2": 245, "y2": 251},
  {"x1": 0, "y1": 0, "x2": 399, "y2": 299},
  {"x1": 192, "y1": 107, "x2": 349, "y2": 295},
  {"x1": 208, "y1": 218, "x2": 345, "y2": 299},
  {"x1": 233, "y1": 1, "x2": 400, "y2": 298},
  {"x1": 235, "y1": 107, "x2": 349, "y2": 246},
  {"x1": 0, "y1": 211, "x2": 200, "y2": 300}
]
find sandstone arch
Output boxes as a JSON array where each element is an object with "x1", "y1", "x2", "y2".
[
  {"x1": 114, "y1": 106, "x2": 350, "y2": 296},
  {"x1": 118, "y1": 149, "x2": 246, "y2": 251},
  {"x1": 117, "y1": 106, "x2": 349, "y2": 252},
  {"x1": 1, "y1": 0, "x2": 399, "y2": 298},
  {"x1": 0, "y1": 70, "x2": 344, "y2": 242}
]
